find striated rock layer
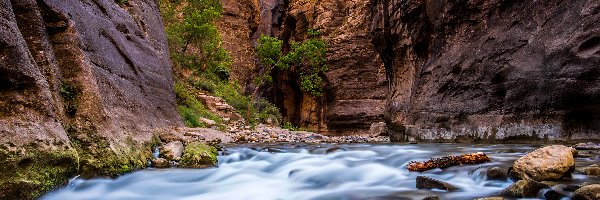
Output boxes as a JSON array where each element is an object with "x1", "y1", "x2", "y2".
[
  {"x1": 0, "y1": 0, "x2": 178, "y2": 198},
  {"x1": 370, "y1": 0, "x2": 600, "y2": 142}
]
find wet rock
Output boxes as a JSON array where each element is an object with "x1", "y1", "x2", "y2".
[
  {"x1": 572, "y1": 184, "x2": 600, "y2": 200},
  {"x1": 369, "y1": 122, "x2": 388, "y2": 136},
  {"x1": 325, "y1": 147, "x2": 345, "y2": 154},
  {"x1": 573, "y1": 143, "x2": 600, "y2": 150},
  {"x1": 416, "y1": 176, "x2": 460, "y2": 191},
  {"x1": 152, "y1": 158, "x2": 170, "y2": 168},
  {"x1": 160, "y1": 141, "x2": 184, "y2": 161},
  {"x1": 544, "y1": 188, "x2": 568, "y2": 200},
  {"x1": 499, "y1": 179, "x2": 547, "y2": 198},
  {"x1": 422, "y1": 195, "x2": 439, "y2": 200},
  {"x1": 487, "y1": 167, "x2": 509, "y2": 180},
  {"x1": 512, "y1": 145, "x2": 576, "y2": 181},
  {"x1": 179, "y1": 142, "x2": 218, "y2": 168},
  {"x1": 578, "y1": 164, "x2": 600, "y2": 176}
]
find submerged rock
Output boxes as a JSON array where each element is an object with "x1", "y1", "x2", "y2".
[
  {"x1": 572, "y1": 184, "x2": 600, "y2": 200},
  {"x1": 180, "y1": 142, "x2": 218, "y2": 168},
  {"x1": 573, "y1": 143, "x2": 600, "y2": 150},
  {"x1": 160, "y1": 141, "x2": 184, "y2": 161},
  {"x1": 512, "y1": 145, "x2": 576, "y2": 181},
  {"x1": 499, "y1": 179, "x2": 547, "y2": 198},
  {"x1": 487, "y1": 167, "x2": 509, "y2": 180},
  {"x1": 422, "y1": 195, "x2": 439, "y2": 200},
  {"x1": 544, "y1": 188, "x2": 568, "y2": 200},
  {"x1": 416, "y1": 176, "x2": 460, "y2": 191}
]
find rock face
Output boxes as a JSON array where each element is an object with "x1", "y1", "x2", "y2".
[
  {"x1": 216, "y1": 0, "x2": 260, "y2": 84},
  {"x1": 220, "y1": 0, "x2": 387, "y2": 134},
  {"x1": 512, "y1": 145, "x2": 575, "y2": 181},
  {"x1": 0, "y1": 0, "x2": 178, "y2": 198},
  {"x1": 278, "y1": 0, "x2": 388, "y2": 134},
  {"x1": 370, "y1": 0, "x2": 600, "y2": 142}
]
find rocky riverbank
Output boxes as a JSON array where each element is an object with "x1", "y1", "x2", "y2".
[{"x1": 149, "y1": 125, "x2": 389, "y2": 168}]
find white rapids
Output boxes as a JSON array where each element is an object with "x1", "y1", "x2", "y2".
[{"x1": 41, "y1": 143, "x2": 598, "y2": 200}]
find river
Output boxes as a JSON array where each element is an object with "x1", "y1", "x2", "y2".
[{"x1": 41, "y1": 143, "x2": 599, "y2": 200}]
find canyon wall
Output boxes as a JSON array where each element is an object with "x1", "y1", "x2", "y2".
[
  {"x1": 370, "y1": 0, "x2": 600, "y2": 142},
  {"x1": 0, "y1": 0, "x2": 178, "y2": 198},
  {"x1": 283, "y1": 0, "x2": 388, "y2": 134},
  {"x1": 220, "y1": 0, "x2": 387, "y2": 134}
]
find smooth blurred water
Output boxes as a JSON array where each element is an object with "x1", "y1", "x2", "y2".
[{"x1": 41, "y1": 143, "x2": 600, "y2": 200}]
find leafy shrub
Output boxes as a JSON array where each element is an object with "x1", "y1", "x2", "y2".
[{"x1": 256, "y1": 30, "x2": 328, "y2": 96}]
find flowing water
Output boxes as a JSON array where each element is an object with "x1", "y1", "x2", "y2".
[{"x1": 42, "y1": 143, "x2": 599, "y2": 200}]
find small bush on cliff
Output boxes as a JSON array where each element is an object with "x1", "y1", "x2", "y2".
[{"x1": 256, "y1": 31, "x2": 328, "y2": 96}]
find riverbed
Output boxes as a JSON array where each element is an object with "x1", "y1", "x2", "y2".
[{"x1": 42, "y1": 143, "x2": 599, "y2": 200}]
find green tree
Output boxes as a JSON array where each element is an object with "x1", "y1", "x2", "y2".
[
  {"x1": 160, "y1": 0, "x2": 230, "y2": 78},
  {"x1": 255, "y1": 30, "x2": 328, "y2": 96}
]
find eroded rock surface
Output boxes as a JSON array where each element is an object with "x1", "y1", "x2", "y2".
[
  {"x1": 370, "y1": 0, "x2": 600, "y2": 142},
  {"x1": 0, "y1": 0, "x2": 178, "y2": 198}
]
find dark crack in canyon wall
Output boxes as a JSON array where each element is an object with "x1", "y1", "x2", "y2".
[
  {"x1": 0, "y1": 0, "x2": 178, "y2": 198},
  {"x1": 370, "y1": 0, "x2": 600, "y2": 142},
  {"x1": 243, "y1": 0, "x2": 388, "y2": 134}
]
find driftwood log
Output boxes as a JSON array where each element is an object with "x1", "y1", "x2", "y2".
[{"x1": 407, "y1": 152, "x2": 491, "y2": 172}]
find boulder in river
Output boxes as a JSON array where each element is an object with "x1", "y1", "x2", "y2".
[
  {"x1": 578, "y1": 164, "x2": 600, "y2": 176},
  {"x1": 572, "y1": 184, "x2": 600, "y2": 200},
  {"x1": 416, "y1": 176, "x2": 460, "y2": 191},
  {"x1": 160, "y1": 141, "x2": 184, "y2": 161},
  {"x1": 152, "y1": 158, "x2": 170, "y2": 168},
  {"x1": 512, "y1": 145, "x2": 576, "y2": 181},
  {"x1": 422, "y1": 195, "x2": 439, "y2": 200},
  {"x1": 544, "y1": 188, "x2": 568, "y2": 200},
  {"x1": 180, "y1": 142, "x2": 218, "y2": 168},
  {"x1": 499, "y1": 179, "x2": 547, "y2": 198},
  {"x1": 573, "y1": 143, "x2": 600, "y2": 150},
  {"x1": 487, "y1": 166, "x2": 509, "y2": 180}
]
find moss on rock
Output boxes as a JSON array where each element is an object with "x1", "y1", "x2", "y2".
[
  {"x1": 0, "y1": 144, "x2": 79, "y2": 199},
  {"x1": 180, "y1": 141, "x2": 218, "y2": 168}
]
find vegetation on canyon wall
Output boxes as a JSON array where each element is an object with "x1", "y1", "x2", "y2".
[
  {"x1": 159, "y1": 0, "x2": 281, "y2": 127},
  {"x1": 255, "y1": 30, "x2": 328, "y2": 97}
]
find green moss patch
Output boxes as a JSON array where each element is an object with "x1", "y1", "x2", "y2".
[
  {"x1": 0, "y1": 144, "x2": 79, "y2": 199},
  {"x1": 180, "y1": 141, "x2": 217, "y2": 168}
]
